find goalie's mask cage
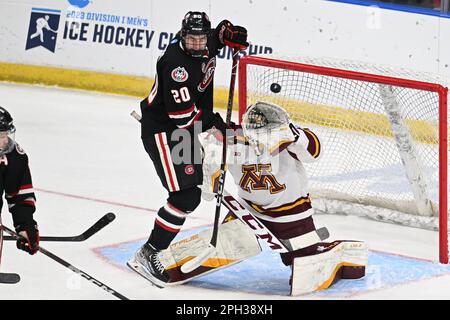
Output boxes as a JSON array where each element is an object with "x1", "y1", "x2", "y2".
[
  {"x1": 242, "y1": 101, "x2": 291, "y2": 150},
  {"x1": 238, "y1": 55, "x2": 449, "y2": 263},
  {"x1": 243, "y1": 101, "x2": 290, "y2": 129},
  {"x1": 0, "y1": 106, "x2": 16, "y2": 156}
]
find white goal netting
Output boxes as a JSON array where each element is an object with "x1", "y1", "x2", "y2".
[{"x1": 240, "y1": 55, "x2": 449, "y2": 262}]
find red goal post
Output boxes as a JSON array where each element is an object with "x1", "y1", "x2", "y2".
[{"x1": 238, "y1": 55, "x2": 449, "y2": 263}]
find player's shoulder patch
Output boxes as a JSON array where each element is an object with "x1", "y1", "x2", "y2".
[
  {"x1": 171, "y1": 66, "x2": 189, "y2": 82},
  {"x1": 198, "y1": 57, "x2": 216, "y2": 92},
  {"x1": 15, "y1": 143, "x2": 26, "y2": 155}
]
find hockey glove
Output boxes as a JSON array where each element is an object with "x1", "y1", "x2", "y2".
[
  {"x1": 209, "y1": 113, "x2": 237, "y2": 136},
  {"x1": 16, "y1": 221, "x2": 39, "y2": 255},
  {"x1": 217, "y1": 20, "x2": 248, "y2": 50}
]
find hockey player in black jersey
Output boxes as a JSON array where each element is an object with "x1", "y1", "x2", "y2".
[
  {"x1": 0, "y1": 107, "x2": 39, "y2": 258},
  {"x1": 128, "y1": 11, "x2": 248, "y2": 287}
]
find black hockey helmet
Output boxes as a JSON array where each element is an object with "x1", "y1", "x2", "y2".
[
  {"x1": 181, "y1": 11, "x2": 211, "y2": 57},
  {"x1": 0, "y1": 106, "x2": 15, "y2": 132},
  {"x1": 0, "y1": 106, "x2": 16, "y2": 155}
]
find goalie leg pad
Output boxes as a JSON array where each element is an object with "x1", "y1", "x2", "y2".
[
  {"x1": 291, "y1": 241, "x2": 368, "y2": 296},
  {"x1": 157, "y1": 219, "x2": 262, "y2": 285}
]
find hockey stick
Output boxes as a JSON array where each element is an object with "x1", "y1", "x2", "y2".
[
  {"x1": 0, "y1": 272, "x2": 20, "y2": 284},
  {"x1": 3, "y1": 212, "x2": 115, "y2": 242},
  {"x1": 181, "y1": 49, "x2": 240, "y2": 274},
  {"x1": 221, "y1": 190, "x2": 330, "y2": 252},
  {"x1": 0, "y1": 218, "x2": 17, "y2": 284},
  {"x1": 0, "y1": 216, "x2": 20, "y2": 284},
  {"x1": 1, "y1": 225, "x2": 129, "y2": 300}
]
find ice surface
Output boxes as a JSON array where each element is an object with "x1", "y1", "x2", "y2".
[{"x1": 0, "y1": 83, "x2": 449, "y2": 300}]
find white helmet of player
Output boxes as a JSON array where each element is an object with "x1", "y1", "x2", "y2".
[{"x1": 242, "y1": 101, "x2": 295, "y2": 155}]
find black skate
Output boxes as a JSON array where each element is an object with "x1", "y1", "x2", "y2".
[{"x1": 127, "y1": 243, "x2": 170, "y2": 288}]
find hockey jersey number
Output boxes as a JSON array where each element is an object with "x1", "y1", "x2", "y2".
[{"x1": 171, "y1": 87, "x2": 191, "y2": 103}]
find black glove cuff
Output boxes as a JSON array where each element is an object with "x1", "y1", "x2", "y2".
[{"x1": 13, "y1": 213, "x2": 37, "y2": 232}]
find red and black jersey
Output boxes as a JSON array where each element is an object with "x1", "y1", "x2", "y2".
[
  {"x1": 0, "y1": 144, "x2": 36, "y2": 228},
  {"x1": 140, "y1": 29, "x2": 224, "y2": 138}
]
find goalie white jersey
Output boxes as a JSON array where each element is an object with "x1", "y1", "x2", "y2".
[
  {"x1": 200, "y1": 122, "x2": 367, "y2": 296},
  {"x1": 200, "y1": 126, "x2": 321, "y2": 224}
]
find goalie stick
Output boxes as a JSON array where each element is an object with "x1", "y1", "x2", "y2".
[
  {"x1": 181, "y1": 189, "x2": 330, "y2": 272},
  {"x1": 0, "y1": 272, "x2": 20, "y2": 284},
  {"x1": 3, "y1": 212, "x2": 115, "y2": 242},
  {"x1": 1, "y1": 225, "x2": 129, "y2": 300},
  {"x1": 181, "y1": 48, "x2": 240, "y2": 274},
  {"x1": 221, "y1": 190, "x2": 329, "y2": 253}
]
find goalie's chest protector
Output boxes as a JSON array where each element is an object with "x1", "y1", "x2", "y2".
[{"x1": 228, "y1": 144, "x2": 312, "y2": 217}]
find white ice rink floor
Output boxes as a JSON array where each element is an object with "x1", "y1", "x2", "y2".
[{"x1": 0, "y1": 82, "x2": 450, "y2": 300}]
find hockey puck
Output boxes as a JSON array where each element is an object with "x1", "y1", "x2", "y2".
[{"x1": 270, "y1": 83, "x2": 281, "y2": 93}]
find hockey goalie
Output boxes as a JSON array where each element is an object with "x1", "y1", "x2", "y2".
[
  {"x1": 198, "y1": 101, "x2": 369, "y2": 295},
  {"x1": 129, "y1": 101, "x2": 368, "y2": 295}
]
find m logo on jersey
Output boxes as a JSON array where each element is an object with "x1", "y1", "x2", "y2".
[
  {"x1": 239, "y1": 164, "x2": 286, "y2": 194},
  {"x1": 198, "y1": 57, "x2": 216, "y2": 92},
  {"x1": 171, "y1": 67, "x2": 189, "y2": 82}
]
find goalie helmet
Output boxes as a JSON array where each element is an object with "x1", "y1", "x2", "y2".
[
  {"x1": 181, "y1": 11, "x2": 211, "y2": 57},
  {"x1": 242, "y1": 102, "x2": 293, "y2": 154},
  {"x1": 242, "y1": 101, "x2": 291, "y2": 136},
  {"x1": 0, "y1": 106, "x2": 16, "y2": 156}
]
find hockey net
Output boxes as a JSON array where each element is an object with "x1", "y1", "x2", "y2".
[{"x1": 238, "y1": 55, "x2": 449, "y2": 263}]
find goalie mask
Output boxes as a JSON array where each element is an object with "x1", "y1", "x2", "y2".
[
  {"x1": 242, "y1": 102, "x2": 294, "y2": 155},
  {"x1": 0, "y1": 107, "x2": 16, "y2": 156}
]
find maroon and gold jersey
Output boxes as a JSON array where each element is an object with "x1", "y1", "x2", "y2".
[
  {"x1": 230, "y1": 128, "x2": 321, "y2": 223},
  {"x1": 200, "y1": 127, "x2": 321, "y2": 223}
]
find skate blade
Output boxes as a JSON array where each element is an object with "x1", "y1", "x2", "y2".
[{"x1": 126, "y1": 258, "x2": 170, "y2": 289}]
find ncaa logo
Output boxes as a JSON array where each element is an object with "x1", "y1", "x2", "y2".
[
  {"x1": 25, "y1": 8, "x2": 61, "y2": 53},
  {"x1": 171, "y1": 67, "x2": 189, "y2": 82},
  {"x1": 185, "y1": 165, "x2": 195, "y2": 175}
]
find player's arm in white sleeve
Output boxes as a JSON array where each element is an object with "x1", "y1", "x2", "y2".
[
  {"x1": 198, "y1": 130, "x2": 240, "y2": 200},
  {"x1": 286, "y1": 124, "x2": 322, "y2": 163}
]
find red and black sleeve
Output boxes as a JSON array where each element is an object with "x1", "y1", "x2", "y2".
[{"x1": 4, "y1": 151, "x2": 36, "y2": 228}]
